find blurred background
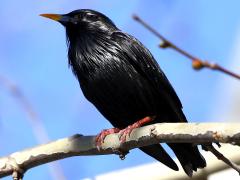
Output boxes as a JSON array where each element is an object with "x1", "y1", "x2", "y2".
[{"x1": 0, "y1": 0, "x2": 240, "y2": 179}]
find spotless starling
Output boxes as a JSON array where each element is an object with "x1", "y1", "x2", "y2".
[{"x1": 40, "y1": 9, "x2": 206, "y2": 176}]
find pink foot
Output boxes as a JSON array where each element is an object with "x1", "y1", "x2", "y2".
[
  {"x1": 96, "y1": 128, "x2": 120, "y2": 150},
  {"x1": 119, "y1": 116, "x2": 155, "y2": 143}
]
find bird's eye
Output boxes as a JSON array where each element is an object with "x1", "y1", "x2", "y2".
[
  {"x1": 88, "y1": 14, "x2": 99, "y2": 21},
  {"x1": 75, "y1": 14, "x2": 82, "y2": 20}
]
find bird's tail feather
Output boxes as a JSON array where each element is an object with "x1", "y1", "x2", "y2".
[
  {"x1": 140, "y1": 144, "x2": 179, "y2": 171},
  {"x1": 168, "y1": 143, "x2": 206, "y2": 177}
]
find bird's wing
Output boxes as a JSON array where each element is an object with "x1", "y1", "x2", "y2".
[{"x1": 111, "y1": 31, "x2": 186, "y2": 122}]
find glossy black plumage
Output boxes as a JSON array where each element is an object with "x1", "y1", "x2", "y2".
[{"x1": 45, "y1": 9, "x2": 206, "y2": 176}]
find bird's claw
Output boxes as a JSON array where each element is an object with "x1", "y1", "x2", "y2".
[
  {"x1": 118, "y1": 122, "x2": 140, "y2": 143},
  {"x1": 118, "y1": 116, "x2": 155, "y2": 143},
  {"x1": 95, "y1": 128, "x2": 120, "y2": 150}
]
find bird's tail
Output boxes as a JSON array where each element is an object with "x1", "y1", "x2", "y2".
[
  {"x1": 140, "y1": 144, "x2": 179, "y2": 171},
  {"x1": 168, "y1": 143, "x2": 206, "y2": 177}
]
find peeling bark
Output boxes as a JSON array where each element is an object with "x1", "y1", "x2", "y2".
[{"x1": 1, "y1": 123, "x2": 240, "y2": 178}]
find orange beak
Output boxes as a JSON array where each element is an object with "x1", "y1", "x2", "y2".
[{"x1": 40, "y1": 14, "x2": 62, "y2": 21}]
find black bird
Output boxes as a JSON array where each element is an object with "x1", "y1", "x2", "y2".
[{"x1": 40, "y1": 9, "x2": 206, "y2": 176}]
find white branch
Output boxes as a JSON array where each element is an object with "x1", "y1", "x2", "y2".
[{"x1": 1, "y1": 123, "x2": 240, "y2": 178}]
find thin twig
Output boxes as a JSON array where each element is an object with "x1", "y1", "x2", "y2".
[
  {"x1": 132, "y1": 15, "x2": 240, "y2": 80},
  {"x1": 202, "y1": 144, "x2": 240, "y2": 175}
]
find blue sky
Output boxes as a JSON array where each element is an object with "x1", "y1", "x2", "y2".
[{"x1": 0, "y1": 1, "x2": 240, "y2": 179}]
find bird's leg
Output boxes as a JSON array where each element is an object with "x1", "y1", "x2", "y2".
[
  {"x1": 96, "y1": 127, "x2": 120, "y2": 150},
  {"x1": 96, "y1": 116, "x2": 155, "y2": 149},
  {"x1": 119, "y1": 116, "x2": 156, "y2": 143}
]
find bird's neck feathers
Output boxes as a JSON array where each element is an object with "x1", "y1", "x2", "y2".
[
  {"x1": 66, "y1": 27, "x2": 117, "y2": 82},
  {"x1": 66, "y1": 27, "x2": 113, "y2": 61}
]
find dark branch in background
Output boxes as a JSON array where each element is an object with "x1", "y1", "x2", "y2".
[
  {"x1": 0, "y1": 75, "x2": 66, "y2": 180},
  {"x1": 133, "y1": 15, "x2": 240, "y2": 80}
]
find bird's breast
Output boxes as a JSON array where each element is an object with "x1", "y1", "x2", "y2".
[{"x1": 69, "y1": 40, "x2": 159, "y2": 127}]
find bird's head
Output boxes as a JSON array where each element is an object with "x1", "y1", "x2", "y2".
[{"x1": 40, "y1": 9, "x2": 118, "y2": 39}]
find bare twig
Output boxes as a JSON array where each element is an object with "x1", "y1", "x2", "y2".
[
  {"x1": 202, "y1": 144, "x2": 240, "y2": 174},
  {"x1": 0, "y1": 122, "x2": 240, "y2": 178},
  {"x1": 0, "y1": 75, "x2": 66, "y2": 180},
  {"x1": 133, "y1": 15, "x2": 240, "y2": 80}
]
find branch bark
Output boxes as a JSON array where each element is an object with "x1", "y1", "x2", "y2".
[{"x1": 1, "y1": 123, "x2": 240, "y2": 178}]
